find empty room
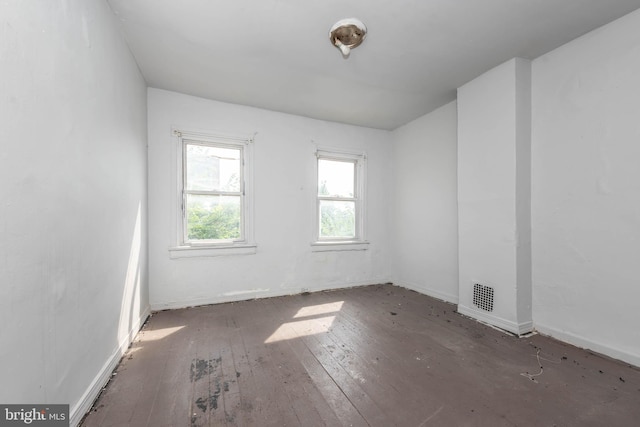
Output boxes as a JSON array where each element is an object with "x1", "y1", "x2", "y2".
[{"x1": 2, "y1": 0, "x2": 640, "y2": 426}]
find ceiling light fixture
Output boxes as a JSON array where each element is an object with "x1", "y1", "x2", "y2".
[{"x1": 329, "y1": 18, "x2": 367, "y2": 59}]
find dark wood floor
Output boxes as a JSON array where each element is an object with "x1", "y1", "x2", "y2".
[{"x1": 81, "y1": 284, "x2": 639, "y2": 426}]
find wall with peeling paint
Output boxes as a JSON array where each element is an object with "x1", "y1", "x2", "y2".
[
  {"x1": 531, "y1": 9, "x2": 640, "y2": 366},
  {"x1": 0, "y1": 0, "x2": 149, "y2": 424},
  {"x1": 391, "y1": 101, "x2": 459, "y2": 304},
  {"x1": 147, "y1": 88, "x2": 393, "y2": 309}
]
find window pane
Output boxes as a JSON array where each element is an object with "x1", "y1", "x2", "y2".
[
  {"x1": 186, "y1": 194, "x2": 241, "y2": 241},
  {"x1": 319, "y1": 200, "x2": 355, "y2": 238},
  {"x1": 186, "y1": 144, "x2": 241, "y2": 192},
  {"x1": 318, "y1": 159, "x2": 355, "y2": 197}
]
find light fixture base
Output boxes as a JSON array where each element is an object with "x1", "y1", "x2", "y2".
[{"x1": 329, "y1": 18, "x2": 367, "y2": 59}]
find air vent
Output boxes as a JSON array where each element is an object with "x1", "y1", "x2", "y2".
[{"x1": 473, "y1": 283, "x2": 494, "y2": 312}]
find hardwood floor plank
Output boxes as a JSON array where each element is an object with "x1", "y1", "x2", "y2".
[
  {"x1": 81, "y1": 284, "x2": 640, "y2": 427},
  {"x1": 274, "y1": 291, "x2": 447, "y2": 426},
  {"x1": 284, "y1": 337, "x2": 370, "y2": 427},
  {"x1": 263, "y1": 297, "x2": 368, "y2": 426},
  {"x1": 225, "y1": 298, "x2": 305, "y2": 426}
]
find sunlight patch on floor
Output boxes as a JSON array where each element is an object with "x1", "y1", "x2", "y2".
[
  {"x1": 265, "y1": 301, "x2": 345, "y2": 344},
  {"x1": 265, "y1": 316, "x2": 337, "y2": 344},
  {"x1": 139, "y1": 325, "x2": 185, "y2": 341},
  {"x1": 294, "y1": 301, "x2": 344, "y2": 318}
]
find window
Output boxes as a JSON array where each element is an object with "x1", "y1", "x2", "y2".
[
  {"x1": 313, "y1": 149, "x2": 368, "y2": 251},
  {"x1": 170, "y1": 130, "x2": 255, "y2": 258}
]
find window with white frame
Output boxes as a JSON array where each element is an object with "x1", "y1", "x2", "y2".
[
  {"x1": 171, "y1": 130, "x2": 255, "y2": 257},
  {"x1": 314, "y1": 149, "x2": 367, "y2": 247}
]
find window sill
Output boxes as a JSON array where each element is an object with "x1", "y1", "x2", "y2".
[
  {"x1": 169, "y1": 244, "x2": 257, "y2": 259},
  {"x1": 310, "y1": 241, "x2": 369, "y2": 252}
]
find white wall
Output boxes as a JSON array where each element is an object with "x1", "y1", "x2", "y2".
[
  {"x1": 531, "y1": 9, "x2": 640, "y2": 366},
  {"x1": 391, "y1": 102, "x2": 459, "y2": 303},
  {"x1": 148, "y1": 89, "x2": 392, "y2": 309},
  {"x1": 0, "y1": 1, "x2": 148, "y2": 424},
  {"x1": 514, "y1": 59, "x2": 533, "y2": 331},
  {"x1": 457, "y1": 58, "x2": 532, "y2": 335}
]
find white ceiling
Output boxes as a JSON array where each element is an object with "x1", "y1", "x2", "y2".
[{"x1": 107, "y1": 0, "x2": 640, "y2": 130}]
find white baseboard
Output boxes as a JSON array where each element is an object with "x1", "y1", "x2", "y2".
[
  {"x1": 150, "y1": 280, "x2": 390, "y2": 311},
  {"x1": 70, "y1": 305, "x2": 151, "y2": 427},
  {"x1": 394, "y1": 280, "x2": 459, "y2": 305},
  {"x1": 457, "y1": 304, "x2": 533, "y2": 336},
  {"x1": 534, "y1": 323, "x2": 640, "y2": 368}
]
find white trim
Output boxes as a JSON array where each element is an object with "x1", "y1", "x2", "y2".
[
  {"x1": 313, "y1": 146, "x2": 367, "y2": 244},
  {"x1": 181, "y1": 139, "x2": 245, "y2": 245},
  {"x1": 171, "y1": 127, "x2": 256, "y2": 257},
  {"x1": 70, "y1": 305, "x2": 151, "y2": 427},
  {"x1": 315, "y1": 143, "x2": 367, "y2": 159},
  {"x1": 457, "y1": 304, "x2": 534, "y2": 336},
  {"x1": 172, "y1": 127, "x2": 255, "y2": 144},
  {"x1": 534, "y1": 323, "x2": 640, "y2": 368},
  {"x1": 311, "y1": 241, "x2": 369, "y2": 252},
  {"x1": 395, "y1": 280, "x2": 459, "y2": 305},
  {"x1": 150, "y1": 280, "x2": 380, "y2": 311},
  {"x1": 316, "y1": 150, "x2": 366, "y2": 161},
  {"x1": 169, "y1": 244, "x2": 257, "y2": 258}
]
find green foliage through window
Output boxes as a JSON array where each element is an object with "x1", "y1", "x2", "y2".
[
  {"x1": 320, "y1": 201, "x2": 355, "y2": 238},
  {"x1": 187, "y1": 200, "x2": 241, "y2": 240}
]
